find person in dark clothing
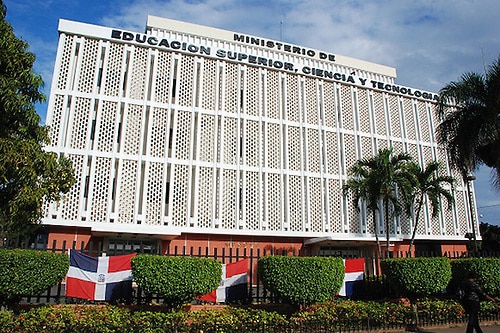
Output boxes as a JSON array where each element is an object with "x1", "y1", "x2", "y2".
[{"x1": 461, "y1": 272, "x2": 495, "y2": 333}]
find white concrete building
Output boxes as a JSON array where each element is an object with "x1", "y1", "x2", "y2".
[{"x1": 42, "y1": 16, "x2": 476, "y2": 255}]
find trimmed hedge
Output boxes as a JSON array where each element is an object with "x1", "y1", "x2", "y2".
[
  {"x1": 380, "y1": 257, "x2": 451, "y2": 297},
  {"x1": 131, "y1": 255, "x2": 222, "y2": 306},
  {"x1": 258, "y1": 256, "x2": 344, "y2": 307},
  {"x1": 450, "y1": 258, "x2": 500, "y2": 297},
  {"x1": 0, "y1": 249, "x2": 69, "y2": 308}
]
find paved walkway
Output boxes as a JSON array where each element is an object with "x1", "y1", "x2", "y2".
[{"x1": 391, "y1": 323, "x2": 500, "y2": 332}]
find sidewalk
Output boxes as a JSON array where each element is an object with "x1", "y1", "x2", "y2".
[{"x1": 396, "y1": 323, "x2": 500, "y2": 332}]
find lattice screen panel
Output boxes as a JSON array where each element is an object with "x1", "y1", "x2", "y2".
[
  {"x1": 360, "y1": 136, "x2": 373, "y2": 159},
  {"x1": 392, "y1": 141, "x2": 404, "y2": 155},
  {"x1": 325, "y1": 131, "x2": 339, "y2": 175},
  {"x1": 145, "y1": 162, "x2": 164, "y2": 225},
  {"x1": 377, "y1": 139, "x2": 389, "y2": 151},
  {"x1": 399, "y1": 208, "x2": 412, "y2": 235},
  {"x1": 118, "y1": 160, "x2": 138, "y2": 224},
  {"x1": 305, "y1": 78, "x2": 318, "y2": 125},
  {"x1": 372, "y1": 92, "x2": 387, "y2": 136},
  {"x1": 307, "y1": 129, "x2": 321, "y2": 173},
  {"x1": 388, "y1": 95, "x2": 402, "y2": 139},
  {"x1": 245, "y1": 171, "x2": 261, "y2": 230},
  {"x1": 422, "y1": 146, "x2": 433, "y2": 165},
  {"x1": 323, "y1": 82, "x2": 337, "y2": 128},
  {"x1": 407, "y1": 144, "x2": 419, "y2": 164},
  {"x1": 223, "y1": 117, "x2": 238, "y2": 165},
  {"x1": 286, "y1": 75, "x2": 299, "y2": 122},
  {"x1": 49, "y1": 95, "x2": 65, "y2": 146},
  {"x1": 245, "y1": 120, "x2": 260, "y2": 167},
  {"x1": 266, "y1": 71, "x2": 280, "y2": 119},
  {"x1": 436, "y1": 148, "x2": 450, "y2": 176},
  {"x1": 149, "y1": 107, "x2": 169, "y2": 158},
  {"x1": 198, "y1": 166, "x2": 214, "y2": 229},
  {"x1": 365, "y1": 205, "x2": 375, "y2": 234},
  {"x1": 222, "y1": 169, "x2": 237, "y2": 229},
  {"x1": 199, "y1": 114, "x2": 216, "y2": 162},
  {"x1": 287, "y1": 126, "x2": 302, "y2": 171},
  {"x1": 267, "y1": 173, "x2": 282, "y2": 231},
  {"x1": 308, "y1": 177, "x2": 323, "y2": 232},
  {"x1": 202, "y1": 59, "x2": 217, "y2": 110},
  {"x1": 430, "y1": 213, "x2": 442, "y2": 236},
  {"x1": 56, "y1": 34, "x2": 74, "y2": 90},
  {"x1": 129, "y1": 47, "x2": 149, "y2": 100},
  {"x1": 103, "y1": 43, "x2": 125, "y2": 97},
  {"x1": 417, "y1": 101, "x2": 431, "y2": 142},
  {"x1": 123, "y1": 104, "x2": 144, "y2": 155},
  {"x1": 174, "y1": 110, "x2": 192, "y2": 160},
  {"x1": 60, "y1": 154, "x2": 84, "y2": 220},
  {"x1": 357, "y1": 89, "x2": 370, "y2": 133},
  {"x1": 340, "y1": 85, "x2": 353, "y2": 129},
  {"x1": 288, "y1": 175, "x2": 303, "y2": 231},
  {"x1": 223, "y1": 63, "x2": 239, "y2": 113},
  {"x1": 402, "y1": 99, "x2": 416, "y2": 141},
  {"x1": 172, "y1": 165, "x2": 189, "y2": 226},
  {"x1": 77, "y1": 39, "x2": 99, "y2": 93},
  {"x1": 347, "y1": 188, "x2": 360, "y2": 234},
  {"x1": 90, "y1": 157, "x2": 112, "y2": 222},
  {"x1": 70, "y1": 97, "x2": 91, "y2": 150},
  {"x1": 178, "y1": 55, "x2": 195, "y2": 107},
  {"x1": 246, "y1": 67, "x2": 260, "y2": 116},
  {"x1": 444, "y1": 193, "x2": 457, "y2": 235},
  {"x1": 455, "y1": 190, "x2": 469, "y2": 236},
  {"x1": 267, "y1": 123, "x2": 281, "y2": 169},
  {"x1": 343, "y1": 135, "x2": 357, "y2": 170},
  {"x1": 96, "y1": 101, "x2": 118, "y2": 153},
  {"x1": 328, "y1": 179, "x2": 343, "y2": 232},
  {"x1": 153, "y1": 51, "x2": 172, "y2": 103},
  {"x1": 415, "y1": 197, "x2": 427, "y2": 235}
]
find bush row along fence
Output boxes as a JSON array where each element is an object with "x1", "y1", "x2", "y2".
[{"x1": 2, "y1": 238, "x2": 500, "y2": 306}]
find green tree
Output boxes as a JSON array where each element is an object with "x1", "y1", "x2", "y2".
[
  {"x1": 0, "y1": 1, "x2": 75, "y2": 239},
  {"x1": 345, "y1": 148, "x2": 414, "y2": 256},
  {"x1": 437, "y1": 56, "x2": 500, "y2": 187},
  {"x1": 406, "y1": 161, "x2": 455, "y2": 255},
  {"x1": 344, "y1": 160, "x2": 383, "y2": 256}
]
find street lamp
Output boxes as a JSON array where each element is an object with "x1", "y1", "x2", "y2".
[{"x1": 465, "y1": 175, "x2": 478, "y2": 255}]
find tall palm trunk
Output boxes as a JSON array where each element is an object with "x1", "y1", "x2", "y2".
[
  {"x1": 384, "y1": 199, "x2": 390, "y2": 257},
  {"x1": 408, "y1": 199, "x2": 424, "y2": 256}
]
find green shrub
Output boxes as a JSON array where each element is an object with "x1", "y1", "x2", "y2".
[
  {"x1": 450, "y1": 258, "x2": 500, "y2": 297},
  {"x1": 131, "y1": 255, "x2": 222, "y2": 307},
  {"x1": 290, "y1": 299, "x2": 411, "y2": 328},
  {"x1": 0, "y1": 310, "x2": 15, "y2": 333},
  {"x1": 258, "y1": 256, "x2": 344, "y2": 307},
  {"x1": 380, "y1": 257, "x2": 451, "y2": 298},
  {"x1": 0, "y1": 249, "x2": 69, "y2": 308}
]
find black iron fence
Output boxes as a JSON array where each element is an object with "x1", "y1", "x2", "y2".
[{"x1": 2, "y1": 238, "x2": 500, "y2": 306}]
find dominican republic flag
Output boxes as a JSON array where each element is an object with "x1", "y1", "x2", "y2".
[
  {"x1": 198, "y1": 259, "x2": 249, "y2": 303},
  {"x1": 66, "y1": 250, "x2": 136, "y2": 301},
  {"x1": 339, "y1": 258, "x2": 365, "y2": 297}
]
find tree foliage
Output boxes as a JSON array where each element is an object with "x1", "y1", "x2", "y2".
[
  {"x1": 0, "y1": 1, "x2": 75, "y2": 239},
  {"x1": 437, "y1": 56, "x2": 500, "y2": 186},
  {"x1": 344, "y1": 148, "x2": 414, "y2": 255},
  {"x1": 406, "y1": 161, "x2": 455, "y2": 255}
]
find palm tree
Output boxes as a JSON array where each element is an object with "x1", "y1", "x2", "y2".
[
  {"x1": 406, "y1": 161, "x2": 455, "y2": 256},
  {"x1": 343, "y1": 162, "x2": 383, "y2": 256},
  {"x1": 437, "y1": 56, "x2": 500, "y2": 187},
  {"x1": 344, "y1": 148, "x2": 414, "y2": 256}
]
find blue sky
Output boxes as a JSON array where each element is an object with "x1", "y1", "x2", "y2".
[{"x1": 4, "y1": 0, "x2": 500, "y2": 225}]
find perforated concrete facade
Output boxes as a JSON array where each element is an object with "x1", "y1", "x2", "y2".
[{"x1": 43, "y1": 17, "x2": 478, "y2": 245}]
